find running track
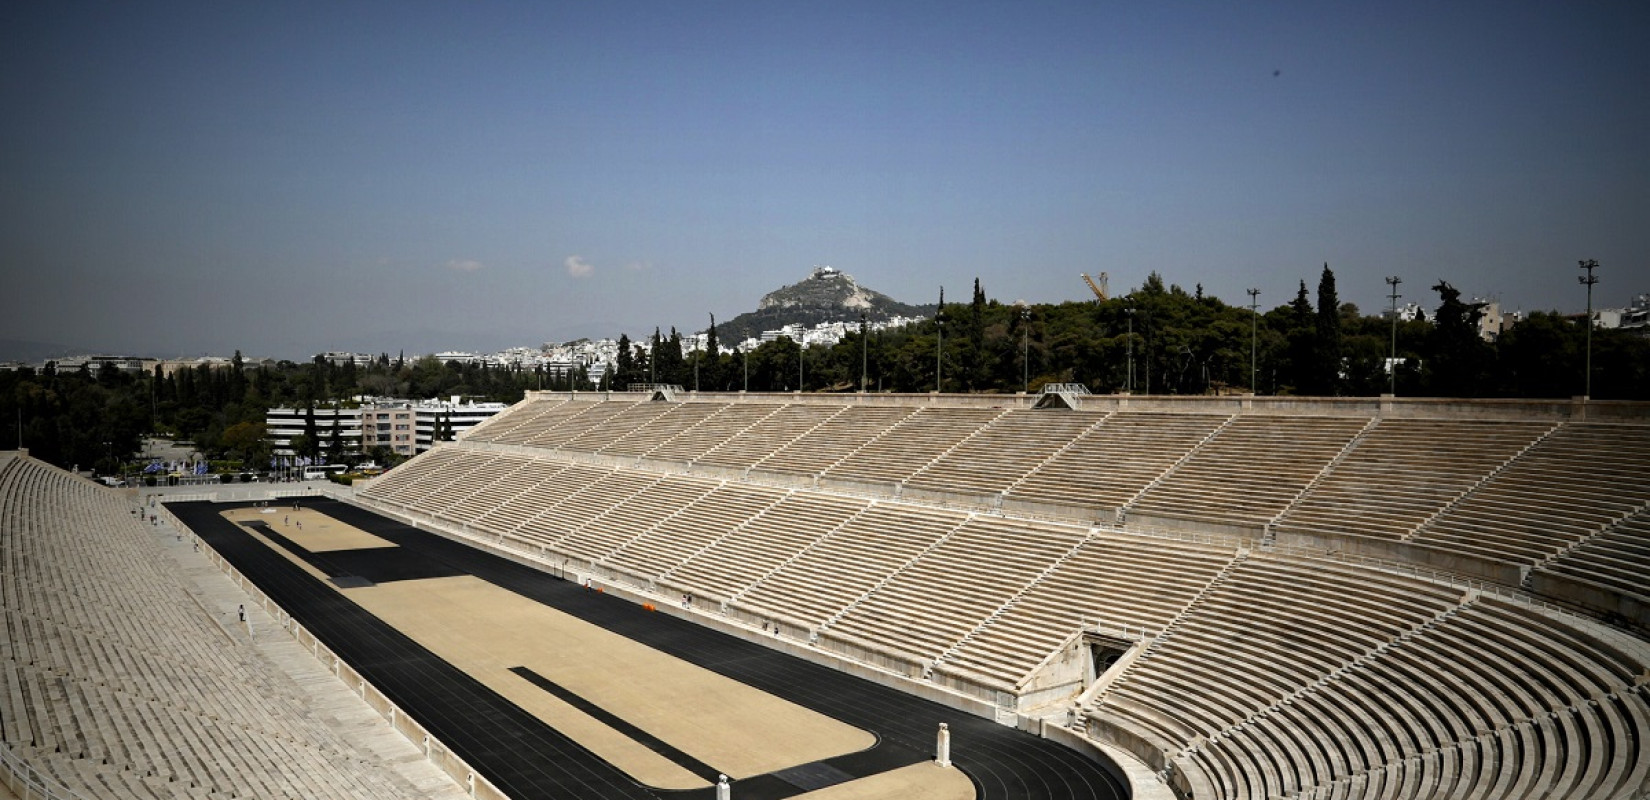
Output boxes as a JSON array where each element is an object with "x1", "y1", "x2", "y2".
[{"x1": 171, "y1": 498, "x2": 1128, "y2": 800}]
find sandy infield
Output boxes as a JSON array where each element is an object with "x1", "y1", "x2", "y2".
[
  {"x1": 792, "y1": 762, "x2": 973, "y2": 800},
  {"x1": 225, "y1": 506, "x2": 890, "y2": 791},
  {"x1": 222, "y1": 506, "x2": 397, "y2": 552},
  {"x1": 346, "y1": 576, "x2": 876, "y2": 782}
]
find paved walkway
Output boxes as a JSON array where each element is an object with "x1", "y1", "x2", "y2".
[{"x1": 171, "y1": 497, "x2": 1128, "y2": 800}]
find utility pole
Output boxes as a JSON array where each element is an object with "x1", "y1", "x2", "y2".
[
  {"x1": 1386, "y1": 276, "x2": 1402, "y2": 396},
  {"x1": 1247, "y1": 288, "x2": 1261, "y2": 394},
  {"x1": 1579, "y1": 259, "x2": 1599, "y2": 398}
]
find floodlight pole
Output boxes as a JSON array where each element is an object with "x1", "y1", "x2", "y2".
[
  {"x1": 1125, "y1": 309, "x2": 1135, "y2": 393},
  {"x1": 742, "y1": 347, "x2": 749, "y2": 392},
  {"x1": 798, "y1": 337, "x2": 804, "y2": 392},
  {"x1": 935, "y1": 287, "x2": 945, "y2": 393},
  {"x1": 1247, "y1": 288, "x2": 1261, "y2": 394},
  {"x1": 1021, "y1": 307, "x2": 1031, "y2": 394},
  {"x1": 1386, "y1": 276, "x2": 1402, "y2": 396},
  {"x1": 1579, "y1": 259, "x2": 1599, "y2": 398},
  {"x1": 859, "y1": 311, "x2": 869, "y2": 393}
]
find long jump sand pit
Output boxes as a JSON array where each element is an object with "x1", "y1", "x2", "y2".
[{"x1": 345, "y1": 576, "x2": 876, "y2": 787}]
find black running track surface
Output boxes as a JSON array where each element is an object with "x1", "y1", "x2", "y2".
[{"x1": 171, "y1": 499, "x2": 1128, "y2": 800}]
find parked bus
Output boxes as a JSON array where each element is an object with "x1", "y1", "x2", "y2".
[{"x1": 301, "y1": 465, "x2": 347, "y2": 481}]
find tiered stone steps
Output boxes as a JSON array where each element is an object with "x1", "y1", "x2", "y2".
[
  {"x1": 905, "y1": 409, "x2": 1109, "y2": 498},
  {"x1": 1006, "y1": 411, "x2": 1231, "y2": 517},
  {"x1": 696, "y1": 404, "x2": 846, "y2": 471},
  {"x1": 820, "y1": 407, "x2": 1006, "y2": 487},
  {"x1": 1, "y1": 455, "x2": 460, "y2": 800},
  {"x1": 733, "y1": 503, "x2": 967, "y2": 630},
  {"x1": 600, "y1": 401, "x2": 730, "y2": 458},
  {"x1": 666, "y1": 492, "x2": 869, "y2": 605},
  {"x1": 1126, "y1": 415, "x2": 1371, "y2": 531},
  {"x1": 823, "y1": 516, "x2": 1085, "y2": 669},
  {"x1": 936, "y1": 532, "x2": 1233, "y2": 689},
  {"x1": 1274, "y1": 418, "x2": 1556, "y2": 542},
  {"x1": 1410, "y1": 422, "x2": 1650, "y2": 564},
  {"x1": 752, "y1": 406, "x2": 919, "y2": 477},
  {"x1": 647, "y1": 403, "x2": 787, "y2": 464},
  {"x1": 1535, "y1": 508, "x2": 1650, "y2": 602}
]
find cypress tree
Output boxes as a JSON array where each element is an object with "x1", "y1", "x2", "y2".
[
  {"x1": 615, "y1": 334, "x2": 635, "y2": 390},
  {"x1": 1314, "y1": 263, "x2": 1343, "y2": 395},
  {"x1": 301, "y1": 404, "x2": 320, "y2": 460},
  {"x1": 1284, "y1": 280, "x2": 1315, "y2": 392},
  {"x1": 326, "y1": 408, "x2": 344, "y2": 460},
  {"x1": 967, "y1": 278, "x2": 988, "y2": 389},
  {"x1": 704, "y1": 314, "x2": 721, "y2": 389}
]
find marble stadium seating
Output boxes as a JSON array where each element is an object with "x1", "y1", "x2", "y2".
[{"x1": 377, "y1": 393, "x2": 1650, "y2": 799}]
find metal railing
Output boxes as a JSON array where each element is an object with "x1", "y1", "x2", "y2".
[{"x1": 0, "y1": 739, "x2": 90, "y2": 800}]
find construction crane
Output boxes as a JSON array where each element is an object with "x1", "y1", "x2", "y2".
[{"x1": 1081, "y1": 272, "x2": 1109, "y2": 302}]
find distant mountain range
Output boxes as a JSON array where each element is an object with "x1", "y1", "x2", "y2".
[{"x1": 716, "y1": 267, "x2": 936, "y2": 342}]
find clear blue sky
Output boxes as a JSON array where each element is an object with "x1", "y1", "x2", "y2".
[{"x1": 2, "y1": 1, "x2": 1645, "y2": 358}]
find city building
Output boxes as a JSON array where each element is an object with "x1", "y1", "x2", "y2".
[
  {"x1": 319, "y1": 351, "x2": 374, "y2": 366},
  {"x1": 265, "y1": 405, "x2": 364, "y2": 459},
  {"x1": 1596, "y1": 294, "x2": 1650, "y2": 332},
  {"x1": 359, "y1": 405, "x2": 418, "y2": 457},
  {"x1": 268, "y1": 396, "x2": 509, "y2": 461},
  {"x1": 413, "y1": 397, "x2": 510, "y2": 450}
]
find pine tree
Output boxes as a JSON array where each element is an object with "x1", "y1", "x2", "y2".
[{"x1": 1425, "y1": 281, "x2": 1491, "y2": 396}]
